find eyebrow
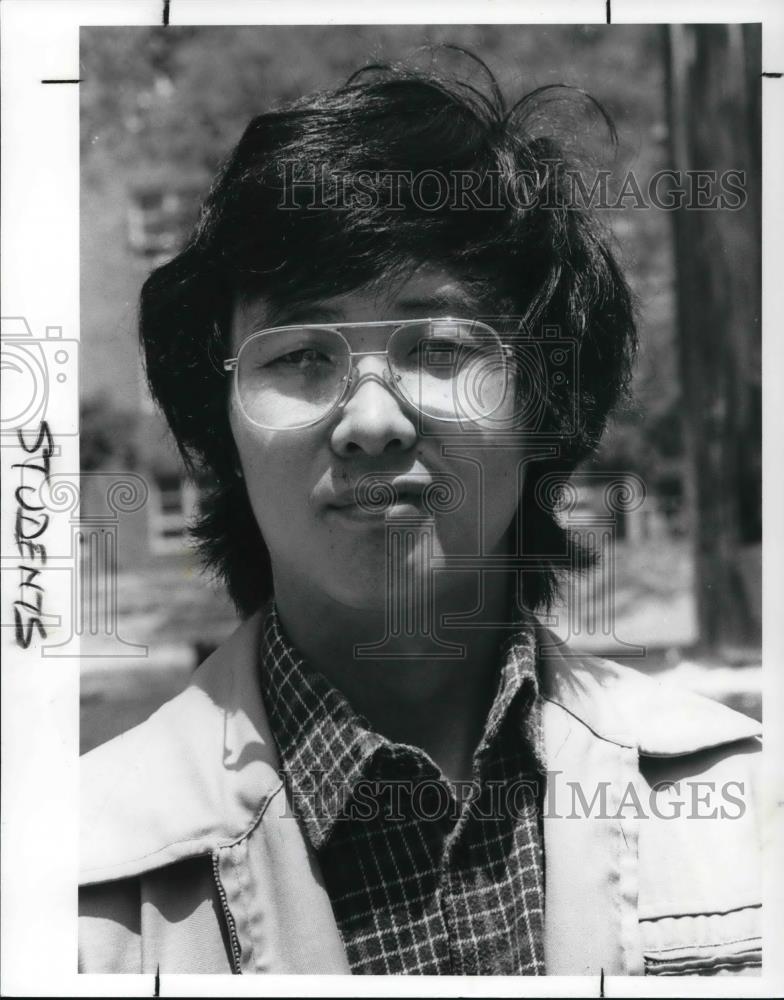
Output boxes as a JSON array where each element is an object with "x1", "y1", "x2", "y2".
[
  {"x1": 394, "y1": 278, "x2": 495, "y2": 316},
  {"x1": 234, "y1": 304, "x2": 335, "y2": 336},
  {"x1": 394, "y1": 292, "x2": 479, "y2": 315},
  {"x1": 243, "y1": 283, "x2": 488, "y2": 332},
  {"x1": 262, "y1": 303, "x2": 343, "y2": 328}
]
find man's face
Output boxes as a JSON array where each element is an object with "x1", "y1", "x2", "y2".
[{"x1": 229, "y1": 265, "x2": 528, "y2": 610}]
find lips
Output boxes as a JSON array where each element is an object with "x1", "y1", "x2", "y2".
[{"x1": 326, "y1": 477, "x2": 430, "y2": 515}]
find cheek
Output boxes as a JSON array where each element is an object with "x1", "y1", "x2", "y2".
[
  {"x1": 231, "y1": 416, "x2": 319, "y2": 532},
  {"x1": 231, "y1": 421, "x2": 288, "y2": 519},
  {"x1": 470, "y1": 449, "x2": 526, "y2": 527},
  {"x1": 426, "y1": 448, "x2": 524, "y2": 558}
]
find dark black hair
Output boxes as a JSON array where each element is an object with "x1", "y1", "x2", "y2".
[{"x1": 140, "y1": 58, "x2": 637, "y2": 617}]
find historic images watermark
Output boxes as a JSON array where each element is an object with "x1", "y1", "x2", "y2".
[
  {"x1": 346, "y1": 466, "x2": 648, "y2": 660},
  {"x1": 277, "y1": 162, "x2": 748, "y2": 212},
  {"x1": 280, "y1": 769, "x2": 749, "y2": 823},
  {"x1": 335, "y1": 315, "x2": 648, "y2": 659}
]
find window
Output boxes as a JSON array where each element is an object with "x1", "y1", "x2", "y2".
[
  {"x1": 149, "y1": 472, "x2": 198, "y2": 554},
  {"x1": 126, "y1": 182, "x2": 204, "y2": 265}
]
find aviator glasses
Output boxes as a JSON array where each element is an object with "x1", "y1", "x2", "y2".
[{"x1": 224, "y1": 318, "x2": 513, "y2": 430}]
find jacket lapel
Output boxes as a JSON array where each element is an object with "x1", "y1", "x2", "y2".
[
  {"x1": 217, "y1": 783, "x2": 351, "y2": 973},
  {"x1": 541, "y1": 697, "x2": 644, "y2": 975}
]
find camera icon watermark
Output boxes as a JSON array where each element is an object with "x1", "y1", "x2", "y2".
[
  {"x1": 414, "y1": 318, "x2": 581, "y2": 443},
  {"x1": 2, "y1": 317, "x2": 81, "y2": 648},
  {"x1": 1, "y1": 316, "x2": 78, "y2": 441}
]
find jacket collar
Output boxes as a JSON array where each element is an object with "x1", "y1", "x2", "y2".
[
  {"x1": 81, "y1": 610, "x2": 760, "y2": 885},
  {"x1": 533, "y1": 624, "x2": 760, "y2": 756}
]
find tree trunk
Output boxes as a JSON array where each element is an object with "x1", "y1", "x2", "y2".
[{"x1": 664, "y1": 25, "x2": 762, "y2": 655}]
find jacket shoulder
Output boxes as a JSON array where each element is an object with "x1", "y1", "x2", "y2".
[
  {"x1": 536, "y1": 628, "x2": 761, "y2": 756},
  {"x1": 81, "y1": 611, "x2": 281, "y2": 886}
]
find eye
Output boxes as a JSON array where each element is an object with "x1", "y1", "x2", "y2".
[{"x1": 267, "y1": 347, "x2": 331, "y2": 370}]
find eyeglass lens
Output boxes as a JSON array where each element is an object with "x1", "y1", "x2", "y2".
[{"x1": 235, "y1": 320, "x2": 508, "y2": 429}]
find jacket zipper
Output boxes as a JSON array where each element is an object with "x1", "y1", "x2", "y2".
[{"x1": 211, "y1": 851, "x2": 243, "y2": 973}]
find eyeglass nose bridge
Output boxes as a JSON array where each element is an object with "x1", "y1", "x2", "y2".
[{"x1": 336, "y1": 350, "x2": 405, "y2": 412}]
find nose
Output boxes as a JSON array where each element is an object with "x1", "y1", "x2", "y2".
[{"x1": 330, "y1": 359, "x2": 417, "y2": 458}]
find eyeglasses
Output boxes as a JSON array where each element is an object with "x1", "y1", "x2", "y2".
[{"x1": 223, "y1": 317, "x2": 513, "y2": 430}]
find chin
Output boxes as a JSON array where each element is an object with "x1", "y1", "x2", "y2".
[
  {"x1": 328, "y1": 564, "x2": 389, "y2": 608},
  {"x1": 332, "y1": 588, "x2": 389, "y2": 612},
  {"x1": 330, "y1": 562, "x2": 435, "y2": 614}
]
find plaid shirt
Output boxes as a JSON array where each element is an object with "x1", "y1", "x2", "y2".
[{"x1": 259, "y1": 602, "x2": 545, "y2": 975}]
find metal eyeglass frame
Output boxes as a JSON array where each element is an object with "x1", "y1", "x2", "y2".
[{"x1": 222, "y1": 316, "x2": 514, "y2": 430}]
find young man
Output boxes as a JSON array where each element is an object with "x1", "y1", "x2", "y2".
[{"x1": 79, "y1": 64, "x2": 762, "y2": 976}]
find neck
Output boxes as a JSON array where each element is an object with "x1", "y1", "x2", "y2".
[{"x1": 273, "y1": 570, "x2": 517, "y2": 782}]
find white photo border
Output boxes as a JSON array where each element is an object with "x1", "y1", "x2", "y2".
[{"x1": 1, "y1": 0, "x2": 782, "y2": 996}]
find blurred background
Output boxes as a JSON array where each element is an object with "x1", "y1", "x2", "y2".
[{"x1": 78, "y1": 25, "x2": 761, "y2": 753}]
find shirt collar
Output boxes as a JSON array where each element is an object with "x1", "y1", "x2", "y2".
[{"x1": 259, "y1": 600, "x2": 543, "y2": 851}]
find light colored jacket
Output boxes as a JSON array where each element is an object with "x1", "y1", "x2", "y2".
[{"x1": 80, "y1": 613, "x2": 762, "y2": 975}]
